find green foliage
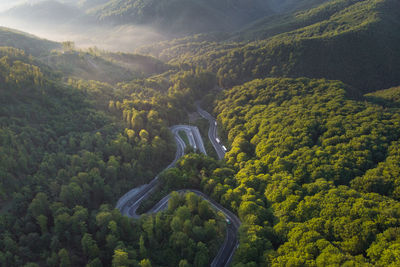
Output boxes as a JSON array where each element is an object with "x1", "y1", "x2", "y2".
[
  {"x1": 201, "y1": 77, "x2": 400, "y2": 265},
  {"x1": 217, "y1": 78, "x2": 400, "y2": 185},
  {"x1": 351, "y1": 141, "x2": 400, "y2": 199},
  {"x1": 365, "y1": 86, "x2": 400, "y2": 107},
  {"x1": 0, "y1": 47, "x2": 177, "y2": 266},
  {"x1": 112, "y1": 249, "x2": 131, "y2": 267},
  {"x1": 0, "y1": 40, "x2": 229, "y2": 266},
  {"x1": 138, "y1": 76, "x2": 400, "y2": 266},
  {"x1": 137, "y1": 192, "x2": 225, "y2": 266},
  {"x1": 143, "y1": 0, "x2": 400, "y2": 92},
  {"x1": 162, "y1": 153, "x2": 273, "y2": 266}
]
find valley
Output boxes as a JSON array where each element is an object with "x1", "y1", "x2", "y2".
[
  {"x1": 0, "y1": 0, "x2": 400, "y2": 266},
  {"x1": 117, "y1": 119, "x2": 238, "y2": 266}
]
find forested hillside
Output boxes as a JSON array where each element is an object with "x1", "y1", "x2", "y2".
[
  {"x1": 0, "y1": 27, "x2": 169, "y2": 83},
  {"x1": 0, "y1": 27, "x2": 59, "y2": 56},
  {"x1": 188, "y1": 77, "x2": 400, "y2": 265},
  {"x1": 139, "y1": 0, "x2": 400, "y2": 91},
  {"x1": 0, "y1": 45, "x2": 173, "y2": 265},
  {"x1": 0, "y1": 38, "x2": 225, "y2": 265}
]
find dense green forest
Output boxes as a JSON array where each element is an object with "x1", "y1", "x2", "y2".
[
  {"x1": 0, "y1": 25, "x2": 226, "y2": 263},
  {"x1": 1, "y1": 0, "x2": 400, "y2": 266},
  {"x1": 139, "y1": 0, "x2": 400, "y2": 91},
  {"x1": 0, "y1": 46, "x2": 224, "y2": 266},
  {"x1": 0, "y1": 46, "x2": 157, "y2": 264},
  {"x1": 136, "y1": 192, "x2": 226, "y2": 266},
  {"x1": 154, "y1": 78, "x2": 400, "y2": 266},
  {"x1": 206, "y1": 78, "x2": 400, "y2": 265}
]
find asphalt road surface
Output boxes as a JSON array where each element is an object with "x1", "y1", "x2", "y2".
[
  {"x1": 116, "y1": 110, "x2": 240, "y2": 266},
  {"x1": 196, "y1": 104, "x2": 227, "y2": 160},
  {"x1": 171, "y1": 125, "x2": 207, "y2": 155}
]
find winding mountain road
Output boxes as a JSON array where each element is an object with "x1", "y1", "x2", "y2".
[
  {"x1": 116, "y1": 108, "x2": 238, "y2": 266},
  {"x1": 196, "y1": 104, "x2": 226, "y2": 160}
]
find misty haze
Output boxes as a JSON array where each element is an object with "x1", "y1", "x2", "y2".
[
  {"x1": 0, "y1": 0, "x2": 294, "y2": 52},
  {"x1": 0, "y1": 0, "x2": 169, "y2": 51}
]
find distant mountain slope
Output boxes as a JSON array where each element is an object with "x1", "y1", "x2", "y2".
[
  {"x1": 142, "y1": 0, "x2": 400, "y2": 92},
  {"x1": 235, "y1": 0, "x2": 358, "y2": 41},
  {"x1": 0, "y1": 24, "x2": 168, "y2": 83},
  {"x1": 0, "y1": 26, "x2": 60, "y2": 56},
  {"x1": 90, "y1": 0, "x2": 274, "y2": 34},
  {"x1": 218, "y1": 0, "x2": 400, "y2": 91}
]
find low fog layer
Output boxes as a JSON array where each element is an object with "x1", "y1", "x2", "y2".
[
  {"x1": 0, "y1": 0, "x2": 308, "y2": 52},
  {"x1": 0, "y1": 16, "x2": 167, "y2": 52},
  {"x1": 0, "y1": 0, "x2": 168, "y2": 52}
]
